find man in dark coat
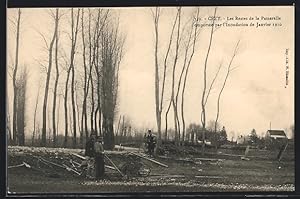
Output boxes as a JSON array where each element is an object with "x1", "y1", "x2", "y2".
[
  {"x1": 146, "y1": 130, "x2": 156, "y2": 157},
  {"x1": 84, "y1": 132, "x2": 96, "y2": 178},
  {"x1": 94, "y1": 136, "x2": 105, "y2": 179}
]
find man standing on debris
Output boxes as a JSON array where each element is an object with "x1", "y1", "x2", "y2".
[
  {"x1": 84, "y1": 132, "x2": 96, "y2": 178},
  {"x1": 94, "y1": 136, "x2": 105, "y2": 179},
  {"x1": 146, "y1": 130, "x2": 156, "y2": 157}
]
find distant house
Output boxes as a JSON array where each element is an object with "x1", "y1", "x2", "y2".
[
  {"x1": 237, "y1": 135, "x2": 250, "y2": 145},
  {"x1": 265, "y1": 130, "x2": 287, "y2": 140},
  {"x1": 265, "y1": 130, "x2": 288, "y2": 148}
]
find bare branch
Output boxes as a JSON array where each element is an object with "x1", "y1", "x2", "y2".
[
  {"x1": 204, "y1": 62, "x2": 222, "y2": 106},
  {"x1": 34, "y1": 28, "x2": 49, "y2": 50}
]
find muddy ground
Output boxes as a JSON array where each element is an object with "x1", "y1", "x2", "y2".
[{"x1": 7, "y1": 146, "x2": 294, "y2": 193}]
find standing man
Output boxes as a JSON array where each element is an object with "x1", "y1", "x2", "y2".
[
  {"x1": 94, "y1": 136, "x2": 105, "y2": 179},
  {"x1": 85, "y1": 132, "x2": 96, "y2": 178},
  {"x1": 146, "y1": 130, "x2": 156, "y2": 157}
]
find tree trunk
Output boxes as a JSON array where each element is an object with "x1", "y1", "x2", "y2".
[
  {"x1": 103, "y1": 116, "x2": 114, "y2": 149},
  {"x1": 16, "y1": 68, "x2": 27, "y2": 146},
  {"x1": 12, "y1": 8, "x2": 21, "y2": 145},
  {"x1": 94, "y1": 106, "x2": 99, "y2": 136},
  {"x1": 201, "y1": 8, "x2": 217, "y2": 155},
  {"x1": 180, "y1": 8, "x2": 200, "y2": 145},
  {"x1": 214, "y1": 40, "x2": 240, "y2": 134},
  {"x1": 32, "y1": 83, "x2": 40, "y2": 146},
  {"x1": 52, "y1": 31, "x2": 59, "y2": 147},
  {"x1": 64, "y1": 67, "x2": 72, "y2": 148},
  {"x1": 41, "y1": 9, "x2": 59, "y2": 147},
  {"x1": 70, "y1": 8, "x2": 80, "y2": 148},
  {"x1": 153, "y1": 8, "x2": 161, "y2": 145},
  {"x1": 80, "y1": 9, "x2": 88, "y2": 145}
]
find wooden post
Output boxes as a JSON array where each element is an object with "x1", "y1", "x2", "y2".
[
  {"x1": 278, "y1": 142, "x2": 288, "y2": 161},
  {"x1": 244, "y1": 145, "x2": 250, "y2": 157}
]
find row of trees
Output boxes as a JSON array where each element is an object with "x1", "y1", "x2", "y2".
[
  {"x1": 8, "y1": 8, "x2": 125, "y2": 149},
  {"x1": 152, "y1": 7, "x2": 240, "y2": 153},
  {"x1": 8, "y1": 7, "x2": 243, "y2": 151}
]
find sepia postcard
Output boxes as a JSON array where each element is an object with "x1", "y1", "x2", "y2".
[{"x1": 6, "y1": 5, "x2": 295, "y2": 195}]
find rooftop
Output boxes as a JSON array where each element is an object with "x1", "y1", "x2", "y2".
[{"x1": 267, "y1": 130, "x2": 286, "y2": 136}]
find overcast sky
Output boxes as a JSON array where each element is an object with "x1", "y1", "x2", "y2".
[{"x1": 7, "y1": 6, "x2": 294, "y2": 139}]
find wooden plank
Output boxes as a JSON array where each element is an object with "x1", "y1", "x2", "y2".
[
  {"x1": 129, "y1": 152, "x2": 168, "y2": 168},
  {"x1": 34, "y1": 156, "x2": 81, "y2": 176},
  {"x1": 105, "y1": 165, "x2": 116, "y2": 170},
  {"x1": 195, "y1": 175, "x2": 226, "y2": 179},
  {"x1": 72, "y1": 153, "x2": 86, "y2": 160},
  {"x1": 8, "y1": 163, "x2": 25, "y2": 169},
  {"x1": 149, "y1": 175, "x2": 185, "y2": 178},
  {"x1": 73, "y1": 153, "x2": 118, "y2": 171},
  {"x1": 104, "y1": 154, "x2": 124, "y2": 177},
  {"x1": 39, "y1": 157, "x2": 65, "y2": 169},
  {"x1": 62, "y1": 164, "x2": 81, "y2": 175},
  {"x1": 194, "y1": 157, "x2": 224, "y2": 162}
]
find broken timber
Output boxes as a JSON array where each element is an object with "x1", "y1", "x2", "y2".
[
  {"x1": 149, "y1": 174, "x2": 185, "y2": 178},
  {"x1": 8, "y1": 162, "x2": 31, "y2": 169},
  {"x1": 194, "y1": 157, "x2": 224, "y2": 162},
  {"x1": 129, "y1": 152, "x2": 168, "y2": 168},
  {"x1": 72, "y1": 153, "x2": 117, "y2": 171},
  {"x1": 104, "y1": 154, "x2": 124, "y2": 177},
  {"x1": 278, "y1": 142, "x2": 289, "y2": 162},
  {"x1": 105, "y1": 165, "x2": 116, "y2": 170},
  {"x1": 195, "y1": 175, "x2": 226, "y2": 179},
  {"x1": 72, "y1": 153, "x2": 86, "y2": 160},
  {"x1": 33, "y1": 156, "x2": 80, "y2": 176},
  {"x1": 62, "y1": 164, "x2": 81, "y2": 175}
]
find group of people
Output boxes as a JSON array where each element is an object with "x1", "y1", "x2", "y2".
[
  {"x1": 83, "y1": 129, "x2": 157, "y2": 179},
  {"x1": 84, "y1": 132, "x2": 105, "y2": 179}
]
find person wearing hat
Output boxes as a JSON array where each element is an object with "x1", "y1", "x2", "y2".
[
  {"x1": 94, "y1": 136, "x2": 105, "y2": 179},
  {"x1": 146, "y1": 130, "x2": 156, "y2": 157},
  {"x1": 84, "y1": 132, "x2": 97, "y2": 178}
]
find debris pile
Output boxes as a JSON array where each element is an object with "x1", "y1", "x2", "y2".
[
  {"x1": 8, "y1": 146, "x2": 168, "y2": 180},
  {"x1": 156, "y1": 143, "x2": 200, "y2": 156},
  {"x1": 120, "y1": 154, "x2": 150, "y2": 177}
]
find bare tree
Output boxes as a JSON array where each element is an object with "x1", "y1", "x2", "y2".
[
  {"x1": 6, "y1": 95, "x2": 12, "y2": 144},
  {"x1": 75, "y1": 81, "x2": 82, "y2": 141},
  {"x1": 88, "y1": 9, "x2": 95, "y2": 136},
  {"x1": 32, "y1": 82, "x2": 40, "y2": 146},
  {"x1": 180, "y1": 8, "x2": 200, "y2": 144},
  {"x1": 70, "y1": 8, "x2": 81, "y2": 148},
  {"x1": 151, "y1": 7, "x2": 181, "y2": 144},
  {"x1": 16, "y1": 66, "x2": 28, "y2": 146},
  {"x1": 164, "y1": 7, "x2": 181, "y2": 145},
  {"x1": 152, "y1": 7, "x2": 162, "y2": 143},
  {"x1": 64, "y1": 59, "x2": 72, "y2": 147},
  {"x1": 12, "y1": 8, "x2": 21, "y2": 145},
  {"x1": 52, "y1": 29, "x2": 60, "y2": 147},
  {"x1": 80, "y1": 9, "x2": 88, "y2": 144},
  {"x1": 41, "y1": 8, "x2": 59, "y2": 146},
  {"x1": 56, "y1": 94, "x2": 61, "y2": 138},
  {"x1": 214, "y1": 40, "x2": 240, "y2": 133},
  {"x1": 200, "y1": 7, "x2": 217, "y2": 155},
  {"x1": 93, "y1": 9, "x2": 109, "y2": 137},
  {"x1": 100, "y1": 13, "x2": 125, "y2": 150}
]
